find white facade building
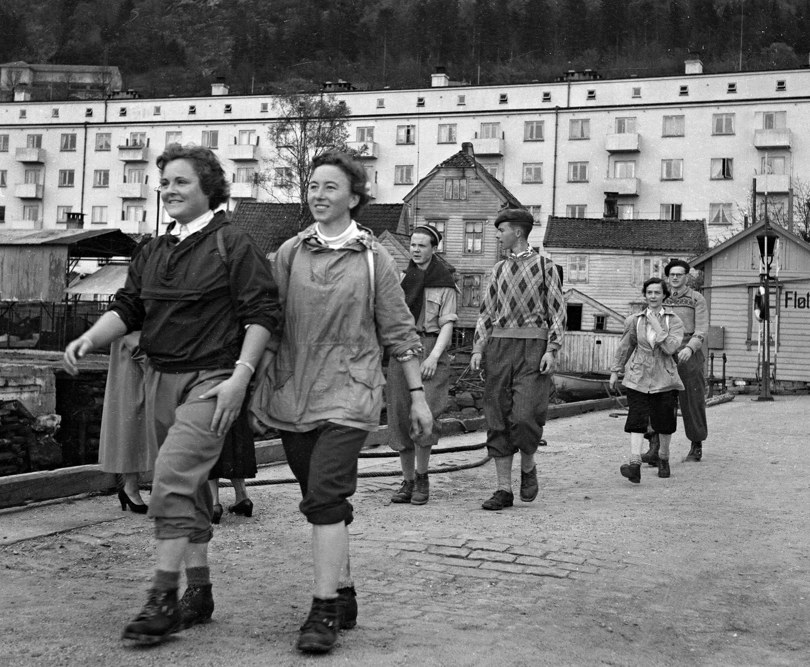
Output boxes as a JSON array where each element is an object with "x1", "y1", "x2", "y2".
[{"x1": 0, "y1": 63, "x2": 807, "y2": 244}]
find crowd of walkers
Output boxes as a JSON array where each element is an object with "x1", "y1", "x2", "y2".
[{"x1": 63, "y1": 146, "x2": 707, "y2": 654}]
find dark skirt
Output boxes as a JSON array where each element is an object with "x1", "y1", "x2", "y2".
[{"x1": 209, "y1": 397, "x2": 258, "y2": 480}]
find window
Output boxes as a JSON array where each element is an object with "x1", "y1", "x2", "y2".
[
  {"x1": 527, "y1": 205, "x2": 542, "y2": 223},
  {"x1": 464, "y1": 220, "x2": 484, "y2": 254},
  {"x1": 0, "y1": 170, "x2": 6, "y2": 187},
  {"x1": 479, "y1": 122, "x2": 501, "y2": 139},
  {"x1": 566, "y1": 205, "x2": 586, "y2": 218},
  {"x1": 776, "y1": 80, "x2": 786, "y2": 92},
  {"x1": 394, "y1": 165, "x2": 414, "y2": 184},
  {"x1": 437, "y1": 124, "x2": 457, "y2": 144},
  {"x1": 24, "y1": 169, "x2": 42, "y2": 184},
  {"x1": 524, "y1": 121, "x2": 544, "y2": 142},
  {"x1": 238, "y1": 129, "x2": 256, "y2": 145},
  {"x1": 679, "y1": 85, "x2": 689, "y2": 96},
  {"x1": 615, "y1": 117, "x2": 636, "y2": 134},
  {"x1": 201, "y1": 130, "x2": 219, "y2": 149},
  {"x1": 461, "y1": 275, "x2": 482, "y2": 308},
  {"x1": 124, "y1": 204, "x2": 144, "y2": 222},
  {"x1": 522, "y1": 163, "x2": 543, "y2": 183},
  {"x1": 761, "y1": 155, "x2": 786, "y2": 175},
  {"x1": 499, "y1": 93, "x2": 508, "y2": 104},
  {"x1": 95, "y1": 133, "x2": 111, "y2": 151},
  {"x1": 23, "y1": 205, "x2": 40, "y2": 221},
  {"x1": 762, "y1": 111, "x2": 786, "y2": 129},
  {"x1": 273, "y1": 167, "x2": 294, "y2": 187},
  {"x1": 119, "y1": 107, "x2": 127, "y2": 117},
  {"x1": 60, "y1": 134, "x2": 77, "y2": 151},
  {"x1": 660, "y1": 204, "x2": 682, "y2": 221},
  {"x1": 91, "y1": 206, "x2": 108, "y2": 224},
  {"x1": 58, "y1": 170, "x2": 75, "y2": 187},
  {"x1": 569, "y1": 119, "x2": 590, "y2": 140},
  {"x1": 617, "y1": 204, "x2": 635, "y2": 220},
  {"x1": 188, "y1": 105, "x2": 197, "y2": 115},
  {"x1": 661, "y1": 159, "x2": 683, "y2": 180},
  {"x1": 709, "y1": 203, "x2": 733, "y2": 226},
  {"x1": 542, "y1": 91, "x2": 551, "y2": 102},
  {"x1": 568, "y1": 255, "x2": 588, "y2": 283},
  {"x1": 594, "y1": 315, "x2": 607, "y2": 331},
  {"x1": 711, "y1": 158, "x2": 734, "y2": 180},
  {"x1": 376, "y1": 98, "x2": 385, "y2": 108},
  {"x1": 568, "y1": 162, "x2": 588, "y2": 182},
  {"x1": 396, "y1": 125, "x2": 415, "y2": 145},
  {"x1": 712, "y1": 113, "x2": 735, "y2": 135},
  {"x1": 224, "y1": 104, "x2": 232, "y2": 114},
  {"x1": 0, "y1": 135, "x2": 8, "y2": 151},
  {"x1": 479, "y1": 163, "x2": 499, "y2": 179},
  {"x1": 727, "y1": 82, "x2": 737, "y2": 93},
  {"x1": 93, "y1": 170, "x2": 110, "y2": 187},
  {"x1": 85, "y1": 108, "x2": 93, "y2": 118},
  {"x1": 586, "y1": 90, "x2": 596, "y2": 100},
  {"x1": 236, "y1": 167, "x2": 256, "y2": 183},
  {"x1": 260, "y1": 102, "x2": 269, "y2": 113},
  {"x1": 27, "y1": 134, "x2": 42, "y2": 149},
  {"x1": 662, "y1": 115, "x2": 685, "y2": 137},
  {"x1": 57, "y1": 206, "x2": 72, "y2": 222},
  {"x1": 356, "y1": 127, "x2": 375, "y2": 143},
  {"x1": 154, "y1": 105, "x2": 162, "y2": 116},
  {"x1": 426, "y1": 220, "x2": 446, "y2": 253},
  {"x1": 165, "y1": 131, "x2": 182, "y2": 145},
  {"x1": 632, "y1": 87, "x2": 641, "y2": 98},
  {"x1": 457, "y1": 95, "x2": 466, "y2": 106},
  {"x1": 416, "y1": 97, "x2": 425, "y2": 107},
  {"x1": 633, "y1": 257, "x2": 663, "y2": 285},
  {"x1": 444, "y1": 178, "x2": 467, "y2": 200},
  {"x1": 129, "y1": 132, "x2": 146, "y2": 147},
  {"x1": 125, "y1": 167, "x2": 145, "y2": 183},
  {"x1": 613, "y1": 160, "x2": 636, "y2": 178},
  {"x1": 0, "y1": 206, "x2": 5, "y2": 222}
]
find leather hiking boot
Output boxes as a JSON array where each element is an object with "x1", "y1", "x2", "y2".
[
  {"x1": 336, "y1": 586, "x2": 357, "y2": 630},
  {"x1": 178, "y1": 584, "x2": 214, "y2": 629},
  {"x1": 620, "y1": 463, "x2": 641, "y2": 484},
  {"x1": 411, "y1": 472, "x2": 429, "y2": 505},
  {"x1": 390, "y1": 479, "x2": 414, "y2": 503},
  {"x1": 684, "y1": 442, "x2": 703, "y2": 462},
  {"x1": 297, "y1": 597, "x2": 340, "y2": 654},
  {"x1": 641, "y1": 433, "x2": 660, "y2": 466},
  {"x1": 121, "y1": 588, "x2": 180, "y2": 645},
  {"x1": 481, "y1": 489, "x2": 514, "y2": 511},
  {"x1": 520, "y1": 466, "x2": 539, "y2": 502},
  {"x1": 657, "y1": 458, "x2": 671, "y2": 478}
]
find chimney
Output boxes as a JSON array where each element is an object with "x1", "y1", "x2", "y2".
[
  {"x1": 685, "y1": 56, "x2": 703, "y2": 75},
  {"x1": 462, "y1": 141, "x2": 474, "y2": 156},
  {"x1": 431, "y1": 66, "x2": 450, "y2": 88},
  {"x1": 211, "y1": 77, "x2": 229, "y2": 96}
]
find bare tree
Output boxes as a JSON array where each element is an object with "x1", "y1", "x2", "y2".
[{"x1": 739, "y1": 178, "x2": 810, "y2": 243}]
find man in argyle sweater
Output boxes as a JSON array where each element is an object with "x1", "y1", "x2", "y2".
[{"x1": 470, "y1": 209, "x2": 566, "y2": 511}]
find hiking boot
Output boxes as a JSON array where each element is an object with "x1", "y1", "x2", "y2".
[
  {"x1": 297, "y1": 597, "x2": 340, "y2": 654},
  {"x1": 620, "y1": 463, "x2": 641, "y2": 484},
  {"x1": 481, "y1": 489, "x2": 514, "y2": 511},
  {"x1": 178, "y1": 584, "x2": 214, "y2": 629},
  {"x1": 390, "y1": 479, "x2": 414, "y2": 503},
  {"x1": 121, "y1": 588, "x2": 180, "y2": 645},
  {"x1": 684, "y1": 442, "x2": 702, "y2": 462},
  {"x1": 657, "y1": 458, "x2": 671, "y2": 478},
  {"x1": 520, "y1": 466, "x2": 539, "y2": 502},
  {"x1": 411, "y1": 472, "x2": 429, "y2": 505},
  {"x1": 641, "y1": 433, "x2": 660, "y2": 466},
  {"x1": 336, "y1": 586, "x2": 357, "y2": 630}
]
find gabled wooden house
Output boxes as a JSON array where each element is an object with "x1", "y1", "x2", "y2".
[
  {"x1": 400, "y1": 142, "x2": 524, "y2": 330},
  {"x1": 691, "y1": 221, "x2": 810, "y2": 385}
]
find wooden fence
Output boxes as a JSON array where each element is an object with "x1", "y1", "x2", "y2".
[{"x1": 557, "y1": 331, "x2": 622, "y2": 374}]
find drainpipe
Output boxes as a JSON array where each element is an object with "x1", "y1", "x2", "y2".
[
  {"x1": 551, "y1": 106, "x2": 559, "y2": 216},
  {"x1": 79, "y1": 122, "x2": 88, "y2": 218}
]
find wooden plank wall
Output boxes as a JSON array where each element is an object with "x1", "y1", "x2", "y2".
[
  {"x1": 557, "y1": 331, "x2": 622, "y2": 374},
  {"x1": 0, "y1": 247, "x2": 67, "y2": 301}
]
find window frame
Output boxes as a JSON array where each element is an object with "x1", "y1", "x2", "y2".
[
  {"x1": 523, "y1": 121, "x2": 544, "y2": 142},
  {"x1": 93, "y1": 169, "x2": 110, "y2": 188},
  {"x1": 437, "y1": 124, "x2": 457, "y2": 144},
  {"x1": 463, "y1": 220, "x2": 484, "y2": 254},
  {"x1": 394, "y1": 164, "x2": 414, "y2": 185},
  {"x1": 444, "y1": 177, "x2": 467, "y2": 200},
  {"x1": 522, "y1": 163, "x2": 543, "y2": 184},
  {"x1": 461, "y1": 274, "x2": 482, "y2": 308},
  {"x1": 60, "y1": 133, "x2": 77, "y2": 152},
  {"x1": 661, "y1": 159, "x2": 684, "y2": 181},
  {"x1": 710, "y1": 158, "x2": 734, "y2": 180},
  {"x1": 396, "y1": 125, "x2": 416, "y2": 145},
  {"x1": 709, "y1": 203, "x2": 733, "y2": 226},
  {"x1": 58, "y1": 169, "x2": 75, "y2": 188},
  {"x1": 662, "y1": 115, "x2": 685, "y2": 137},
  {"x1": 568, "y1": 161, "x2": 589, "y2": 183},
  {"x1": 712, "y1": 113, "x2": 735, "y2": 136},
  {"x1": 569, "y1": 119, "x2": 590, "y2": 140},
  {"x1": 567, "y1": 255, "x2": 589, "y2": 283}
]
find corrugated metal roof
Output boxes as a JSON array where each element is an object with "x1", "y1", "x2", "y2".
[
  {"x1": 0, "y1": 229, "x2": 138, "y2": 257},
  {"x1": 64, "y1": 264, "x2": 129, "y2": 296}
]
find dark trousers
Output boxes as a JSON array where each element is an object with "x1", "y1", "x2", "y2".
[
  {"x1": 624, "y1": 388, "x2": 679, "y2": 435},
  {"x1": 483, "y1": 337, "x2": 551, "y2": 458},
  {"x1": 281, "y1": 423, "x2": 367, "y2": 526},
  {"x1": 677, "y1": 346, "x2": 708, "y2": 443}
]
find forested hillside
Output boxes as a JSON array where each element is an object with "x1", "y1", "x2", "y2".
[{"x1": 1, "y1": 0, "x2": 809, "y2": 96}]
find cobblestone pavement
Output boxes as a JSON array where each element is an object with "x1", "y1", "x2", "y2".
[{"x1": 1, "y1": 395, "x2": 808, "y2": 666}]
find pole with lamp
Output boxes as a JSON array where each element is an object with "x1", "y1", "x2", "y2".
[{"x1": 754, "y1": 214, "x2": 779, "y2": 401}]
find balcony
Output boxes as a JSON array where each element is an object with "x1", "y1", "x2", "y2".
[
  {"x1": 603, "y1": 178, "x2": 640, "y2": 196},
  {"x1": 346, "y1": 141, "x2": 379, "y2": 159},
  {"x1": 755, "y1": 173, "x2": 790, "y2": 193},
  {"x1": 471, "y1": 136, "x2": 505, "y2": 156},
  {"x1": 15, "y1": 183, "x2": 44, "y2": 199},
  {"x1": 230, "y1": 182, "x2": 258, "y2": 199},
  {"x1": 16, "y1": 147, "x2": 46, "y2": 163},
  {"x1": 753, "y1": 128, "x2": 791, "y2": 150},
  {"x1": 118, "y1": 144, "x2": 149, "y2": 161},
  {"x1": 222, "y1": 143, "x2": 260, "y2": 161},
  {"x1": 605, "y1": 133, "x2": 640, "y2": 152},
  {"x1": 119, "y1": 182, "x2": 150, "y2": 199}
]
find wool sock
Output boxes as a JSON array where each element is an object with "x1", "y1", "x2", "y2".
[
  {"x1": 186, "y1": 566, "x2": 211, "y2": 587},
  {"x1": 152, "y1": 569, "x2": 180, "y2": 592},
  {"x1": 658, "y1": 434, "x2": 671, "y2": 460}
]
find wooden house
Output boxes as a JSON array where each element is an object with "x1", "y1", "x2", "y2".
[
  {"x1": 400, "y1": 142, "x2": 524, "y2": 330},
  {"x1": 691, "y1": 221, "x2": 810, "y2": 385}
]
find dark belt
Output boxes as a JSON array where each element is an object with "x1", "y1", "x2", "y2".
[{"x1": 417, "y1": 331, "x2": 438, "y2": 338}]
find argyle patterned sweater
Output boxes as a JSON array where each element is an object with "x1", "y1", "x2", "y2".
[{"x1": 472, "y1": 250, "x2": 566, "y2": 355}]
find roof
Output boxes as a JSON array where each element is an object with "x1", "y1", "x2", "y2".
[
  {"x1": 0, "y1": 229, "x2": 138, "y2": 258},
  {"x1": 691, "y1": 220, "x2": 810, "y2": 267},
  {"x1": 543, "y1": 217, "x2": 708, "y2": 255},
  {"x1": 230, "y1": 202, "x2": 406, "y2": 256},
  {"x1": 64, "y1": 264, "x2": 129, "y2": 296}
]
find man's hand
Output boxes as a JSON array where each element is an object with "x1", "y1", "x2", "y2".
[
  {"x1": 420, "y1": 355, "x2": 439, "y2": 380},
  {"x1": 609, "y1": 371, "x2": 620, "y2": 391},
  {"x1": 470, "y1": 352, "x2": 482, "y2": 372},
  {"x1": 539, "y1": 351, "x2": 557, "y2": 375},
  {"x1": 677, "y1": 347, "x2": 693, "y2": 364},
  {"x1": 408, "y1": 392, "x2": 433, "y2": 445}
]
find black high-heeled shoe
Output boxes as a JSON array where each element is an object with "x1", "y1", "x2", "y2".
[
  {"x1": 228, "y1": 498, "x2": 253, "y2": 518},
  {"x1": 118, "y1": 488, "x2": 148, "y2": 514},
  {"x1": 212, "y1": 503, "x2": 224, "y2": 525}
]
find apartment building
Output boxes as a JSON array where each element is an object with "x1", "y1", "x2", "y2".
[{"x1": 0, "y1": 62, "x2": 807, "y2": 244}]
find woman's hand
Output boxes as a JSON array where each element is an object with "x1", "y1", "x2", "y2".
[
  {"x1": 63, "y1": 337, "x2": 94, "y2": 375},
  {"x1": 199, "y1": 376, "x2": 248, "y2": 437},
  {"x1": 609, "y1": 371, "x2": 620, "y2": 391},
  {"x1": 420, "y1": 355, "x2": 439, "y2": 380}
]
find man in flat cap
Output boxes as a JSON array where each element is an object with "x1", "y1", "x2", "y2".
[
  {"x1": 643, "y1": 259, "x2": 709, "y2": 464},
  {"x1": 470, "y1": 209, "x2": 566, "y2": 511}
]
